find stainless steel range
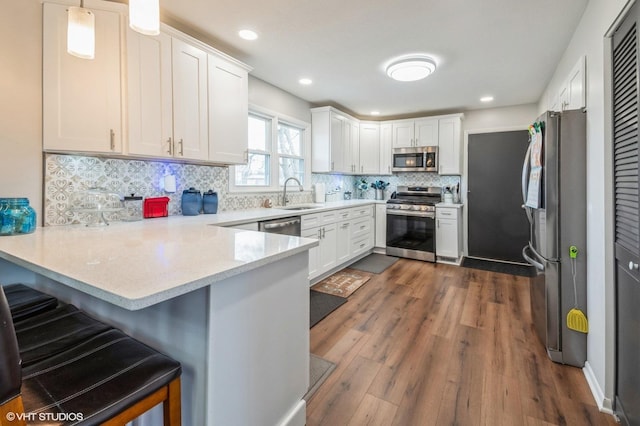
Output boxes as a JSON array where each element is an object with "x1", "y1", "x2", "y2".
[{"x1": 386, "y1": 186, "x2": 441, "y2": 262}]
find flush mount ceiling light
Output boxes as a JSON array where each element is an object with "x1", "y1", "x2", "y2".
[
  {"x1": 67, "y1": 1, "x2": 95, "y2": 59},
  {"x1": 480, "y1": 96, "x2": 495, "y2": 102},
  {"x1": 371, "y1": 111, "x2": 381, "y2": 116},
  {"x1": 386, "y1": 56, "x2": 436, "y2": 82},
  {"x1": 299, "y1": 78, "x2": 313, "y2": 85},
  {"x1": 129, "y1": 0, "x2": 160, "y2": 36},
  {"x1": 238, "y1": 29, "x2": 258, "y2": 40}
]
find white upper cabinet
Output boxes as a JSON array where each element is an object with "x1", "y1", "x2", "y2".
[
  {"x1": 171, "y1": 38, "x2": 209, "y2": 161},
  {"x1": 312, "y1": 106, "x2": 462, "y2": 175},
  {"x1": 391, "y1": 120, "x2": 414, "y2": 148},
  {"x1": 438, "y1": 116, "x2": 462, "y2": 175},
  {"x1": 311, "y1": 107, "x2": 350, "y2": 173},
  {"x1": 564, "y1": 56, "x2": 586, "y2": 110},
  {"x1": 359, "y1": 122, "x2": 380, "y2": 175},
  {"x1": 414, "y1": 118, "x2": 439, "y2": 147},
  {"x1": 379, "y1": 123, "x2": 393, "y2": 175},
  {"x1": 44, "y1": 0, "x2": 250, "y2": 164},
  {"x1": 128, "y1": 33, "x2": 209, "y2": 161},
  {"x1": 208, "y1": 54, "x2": 249, "y2": 164},
  {"x1": 552, "y1": 55, "x2": 586, "y2": 112},
  {"x1": 43, "y1": 1, "x2": 124, "y2": 154},
  {"x1": 392, "y1": 118, "x2": 438, "y2": 148},
  {"x1": 127, "y1": 30, "x2": 173, "y2": 157}
]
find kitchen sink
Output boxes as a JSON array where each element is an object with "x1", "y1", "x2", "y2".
[{"x1": 278, "y1": 204, "x2": 324, "y2": 211}]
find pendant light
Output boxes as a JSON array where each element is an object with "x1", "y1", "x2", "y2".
[
  {"x1": 129, "y1": 0, "x2": 160, "y2": 36},
  {"x1": 67, "y1": 1, "x2": 95, "y2": 59}
]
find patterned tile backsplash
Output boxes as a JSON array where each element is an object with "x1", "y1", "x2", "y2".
[{"x1": 44, "y1": 154, "x2": 460, "y2": 226}]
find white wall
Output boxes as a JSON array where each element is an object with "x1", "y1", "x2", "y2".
[
  {"x1": 539, "y1": 0, "x2": 631, "y2": 412},
  {"x1": 0, "y1": 1, "x2": 43, "y2": 221},
  {"x1": 248, "y1": 76, "x2": 312, "y2": 123},
  {"x1": 462, "y1": 103, "x2": 538, "y2": 134}
]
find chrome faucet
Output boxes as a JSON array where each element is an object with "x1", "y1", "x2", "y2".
[{"x1": 283, "y1": 177, "x2": 303, "y2": 206}]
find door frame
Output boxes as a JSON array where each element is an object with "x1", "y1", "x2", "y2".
[{"x1": 462, "y1": 126, "x2": 530, "y2": 259}]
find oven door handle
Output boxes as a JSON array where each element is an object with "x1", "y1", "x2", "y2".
[{"x1": 387, "y1": 209, "x2": 435, "y2": 219}]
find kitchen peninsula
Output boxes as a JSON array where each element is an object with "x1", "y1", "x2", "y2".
[{"x1": 0, "y1": 215, "x2": 318, "y2": 426}]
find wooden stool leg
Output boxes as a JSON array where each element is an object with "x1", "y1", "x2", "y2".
[
  {"x1": 163, "y1": 378, "x2": 181, "y2": 426},
  {"x1": 0, "y1": 396, "x2": 27, "y2": 426}
]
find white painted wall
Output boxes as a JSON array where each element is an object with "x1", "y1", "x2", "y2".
[
  {"x1": 538, "y1": 0, "x2": 631, "y2": 412},
  {"x1": 0, "y1": 1, "x2": 43, "y2": 221},
  {"x1": 248, "y1": 76, "x2": 312, "y2": 123},
  {"x1": 462, "y1": 103, "x2": 538, "y2": 134}
]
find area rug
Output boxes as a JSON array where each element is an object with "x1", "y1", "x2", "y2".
[
  {"x1": 461, "y1": 257, "x2": 535, "y2": 277},
  {"x1": 310, "y1": 290, "x2": 347, "y2": 328},
  {"x1": 348, "y1": 253, "x2": 399, "y2": 274},
  {"x1": 304, "y1": 354, "x2": 336, "y2": 401},
  {"x1": 311, "y1": 269, "x2": 372, "y2": 298}
]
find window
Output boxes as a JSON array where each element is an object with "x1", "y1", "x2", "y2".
[{"x1": 231, "y1": 106, "x2": 310, "y2": 192}]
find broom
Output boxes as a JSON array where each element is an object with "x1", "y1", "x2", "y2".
[{"x1": 567, "y1": 245, "x2": 588, "y2": 333}]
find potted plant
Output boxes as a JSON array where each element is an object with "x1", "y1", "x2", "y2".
[{"x1": 370, "y1": 180, "x2": 390, "y2": 200}]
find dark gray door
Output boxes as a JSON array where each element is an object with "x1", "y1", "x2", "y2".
[
  {"x1": 613, "y1": 5, "x2": 640, "y2": 425},
  {"x1": 468, "y1": 131, "x2": 530, "y2": 262}
]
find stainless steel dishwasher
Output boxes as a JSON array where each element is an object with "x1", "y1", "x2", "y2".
[{"x1": 258, "y1": 216, "x2": 301, "y2": 236}]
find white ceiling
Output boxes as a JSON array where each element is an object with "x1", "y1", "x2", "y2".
[{"x1": 158, "y1": 0, "x2": 589, "y2": 119}]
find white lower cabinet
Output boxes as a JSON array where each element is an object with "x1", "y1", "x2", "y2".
[
  {"x1": 303, "y1": 205, "x2": 374, "y2": 281},
  {"x1": 436, "y1": 205, "x2": 463, "y2": 262},
  {"x1": 336, "y1": 220, "x2": 352, "y2": 263},
  {"x1": 375, "y1": 204, "x2": 387, "y2": 249},
  {"x1": 302, "y1": 228, "x2": 321, "y2": 278}
]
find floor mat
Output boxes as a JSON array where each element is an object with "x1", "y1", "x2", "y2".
[
  {"x1": 304, "y1": 354, "x2": 336, "y2": 401},
  {"x1": 311, "y1": 269, "x2": 372, "y2": 298},
  {"x1": 310, "y1": 290, "x2": 347, "y2": 328},
  {"x1": 348, "y1": 253, "x2": 399, "y2": 274}
]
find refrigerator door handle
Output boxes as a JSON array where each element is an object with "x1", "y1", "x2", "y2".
[
  {"x1": 522, "y1": 244, "x2": 544, "y2": 271},
  {"x1": 521, "y1": 142, "x2": 533, "y2": 224}
]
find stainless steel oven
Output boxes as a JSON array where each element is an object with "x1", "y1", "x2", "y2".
[
  {"x1": 386, "y1": 186, "x2": 441, "y2": 262},
  {"x1": 392, "y1": 147, "x2": 438, "y2": 172}
]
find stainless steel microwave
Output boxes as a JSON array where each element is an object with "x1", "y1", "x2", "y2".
[{"x1": 392, "y1": 147, "x2": 438, "y2": 172}]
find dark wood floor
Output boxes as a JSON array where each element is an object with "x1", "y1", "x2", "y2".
[{"x1": 308, "y1": 259, "x2": 617, "y2": 426}]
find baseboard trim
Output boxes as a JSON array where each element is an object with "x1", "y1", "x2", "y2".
[{"x1": 583, "y1": 361, "x2": 614, "y2": 414}]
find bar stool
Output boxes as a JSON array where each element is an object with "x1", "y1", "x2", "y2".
[
  {"x1": 3, "y1": 284, "x2": 57, "y2": 322},
  {"x1": 0, "y1": 287, "x2": 182, "y2": 425},
  {"x1": 13, "y1": 303, "x2": 113, "y2": 367}
]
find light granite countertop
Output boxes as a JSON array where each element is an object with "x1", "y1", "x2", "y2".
[{"x1": 0, "y1": 200, "x2": 381, "y2": 310}]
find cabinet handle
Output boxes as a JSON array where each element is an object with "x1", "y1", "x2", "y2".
[
  {"x1": 318, "y1": 229, "x2": 322, "y2": 239},
  {"x1": 110, "y1": 129, "x2": 115, "y2": 151},
  {"x1": 322, "y1": 227, "x2": 326, "y2": 238},
  {"x1": 437, "y1": 219, "x2": 440, "y2": 228},
  {"x1": 360, "y1": 225, "x2": 366, "y2": 229},
  {"x1": 167, "y1": 137, "x2": 173, "y2": 155},
  {"x1": 342, "y1": 223, "x2": 349, "y2": 229},
  {"x1": 178, "y1": 139, "x2": 184, "y2": 156},
  {"x1": 331, "y1": 161, "x2": 334, "y2": 171}
]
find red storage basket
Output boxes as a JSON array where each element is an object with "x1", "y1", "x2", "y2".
[{"x1": 143, "y1": 197, "x2": 170, "y2": 218}]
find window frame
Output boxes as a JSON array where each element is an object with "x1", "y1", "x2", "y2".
[{"x1": 230, "y1": 105, "x2": 311, "y2": 193}]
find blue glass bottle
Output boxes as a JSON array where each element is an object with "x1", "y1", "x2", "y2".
[{"x1": 0, "y1": 198, "x2": 36, "y2": 235}]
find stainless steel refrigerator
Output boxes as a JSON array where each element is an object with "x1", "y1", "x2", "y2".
[{"x1": 521, "y1": 109, "x2": 587, "y2": 367}]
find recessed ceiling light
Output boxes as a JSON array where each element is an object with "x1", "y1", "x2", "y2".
[
  {"x1": 371, "y1": 111, "x2": 380, "y2": 116},
  {"x1": 480, "y1": 96, "x2": 494, "y2": 102},
  {"x1": 299, "y1": 78, "x2": 312, "y2": 85},
  {"x1": 386, "y1": 56, "x2": 436, "y2": 82},
  {"x1": 238, "y1": 29, "x2": 258, "y2": 40}
]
